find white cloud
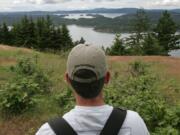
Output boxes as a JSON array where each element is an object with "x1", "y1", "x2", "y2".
[
  {"x1": 13, "y1": 0, "x2": 21, "y2": 4},
  {"x1": 13, "y1": 0, "x2": 71, "y2": 4},
  {"x1": 154, "y1": 0, "x2": 180, "y2": 7},
  {"x1": 0, "y1": 0, "x2": 179, "y2": 12}
]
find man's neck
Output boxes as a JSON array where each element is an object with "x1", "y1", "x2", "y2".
[{"x1": 75, "y1": 93, "x2": 105, "y2": 106}]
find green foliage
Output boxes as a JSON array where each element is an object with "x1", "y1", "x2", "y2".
[
  {"x1": 10, "y1": 57, "x2": 51, "y2": 93},
  {"x1": 107, "y1": 34, "x2": 125, "y2": 55},
  {"x1": 107, "y1": 10, "x2": 179, "y2": 56},
  {"x1": 0, "y1": 23, "x2": 13, "y2": 45},
  {"x1": 0, "y1": 16, "x2": 73, "y2": 51},
  {"x1": 155, "y1": 11, "x2": 178, "y2": 54},
  {"x1": 142, "y1": 33, "x2": 164, "y2": 55},
  {"x1": 128, "y1": 61, "x2": 148, "y2": 77},
  {"x1": 104, "y1": 61, "x2": 180, "y2": 133},
  {"x1": 79, "y1": 37, "x2": 86, "y2": 44},
  {"x1": 133, "y1": 9, "x2": 150, "y2": 35},
  {"x1": 61, "y1": 24, "x2": 73, "y2": 50},
  {"x1": 53, "y1": 61, "x2": 180, "y2": 133},
  {"x1": 0, "y1": 78, "x2": 38, "y2": 115},
  {"x1": 152, "y1": 126, "x2": 179, "y2": 135},
  {"x1": 0, "y1": 57, "x2": 51, "y2": 115},
  {"x1": 130, "y1": 9, "x2": 150, "y2": 52},
  {"x1": 1, "y1": 10, "x2": 180, "y2": 33},
  {"x1": 124, "y1": 34, "x2": 143, "y2": 55},
  {"x1": 54, "y1": 87, "x2": 75, "y2": 114}
]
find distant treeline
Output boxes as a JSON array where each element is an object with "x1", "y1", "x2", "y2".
[
  {"x1": 0, "y1": 10, "x2": 179, "y2": 56},
  {"x1": 106, "y1": 10, "x2": 180, "y2": 56},
  {"x1": 0, "y1": 16, "x2": 73, "y2": 51},
  {"x1": 0, "y1": 10, "x2": 180, "y2": 33}
]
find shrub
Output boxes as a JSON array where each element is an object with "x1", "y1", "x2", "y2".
[
  {"x1": 128, "y1": 61, "x2": 148, "y2": 77},
  {"x1": 104, "y1": 61, "x2": 180, "y2": 133},
  {"x1": 52, "y1": 61, "x2": 180, "y2": 133},
  {"x1": 10, "y1": 57, "x2": 51, "y2": 93},
  {"x1": 54, "y1": 87, "x2": 75, "y2": 114},
  {"x1": 152, "y1": 126, "x2": 179, "y2": 135},
  {"x1": 0, "y1": 78, "x2": 38, "y2": 115},
  {"x1": 0, "y1": 57, "x2": 51, "y2": 115},
  {"x1": 10, "y1": 58, "x2": 37, "y2": 76}
]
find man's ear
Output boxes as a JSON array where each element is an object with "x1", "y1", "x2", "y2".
[
  {"x1": 104, "y1": 71, "x2": 110, "y2": 84},
  {"x1": 65, "y1": 72, "x2": 70, "y2": 84}
]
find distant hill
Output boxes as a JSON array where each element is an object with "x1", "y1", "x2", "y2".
[
  {"x1": 1, "y1": 8, "x2": 180, "y2": 15},
  {"x1": 53, "y1": 8, "x2": 139, "y2": 14},
  {"x1": 0, "y1": 8, "x2": 180, "y2": 33},
  {"x1": 171, "y1": 9, "x2": 180, "y2": 13}
]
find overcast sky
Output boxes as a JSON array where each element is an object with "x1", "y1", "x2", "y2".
[{"x1": 0, "y1": 0, "x2": 180, "y2": 12}]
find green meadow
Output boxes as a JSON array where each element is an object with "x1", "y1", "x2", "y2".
[{"x1": 0, "y1": 45, "x2": 180, "y2": 135}]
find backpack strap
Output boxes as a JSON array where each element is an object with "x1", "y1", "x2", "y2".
[
  {"x1": 48, "y1": 117, "x2": 77, "y2": 135},
  {"x1": 48, "y1": 108, "x2": 126, "y2": 135},
  {"x1": 100, "y1": 108, "x2": 127, "y2": 135}
]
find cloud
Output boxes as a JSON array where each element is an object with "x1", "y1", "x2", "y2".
[
  {"x1": 4, "y1": 0, "x2": 180, "y2": 12},
  {"x1": 13, "y1": 0, "x2": 120, "y2": 5},
  {"x1": 154, "y1": 0, "x2": 180, "y2": 6},
  {"x1": 12, "y1": 0, "x2": 180, "y2": 8},
  {"x1": 27, "y1": 0, "x2": 64, "y2": 4},
  {"x1": 13, "y1": 0, "x2": 67, "y2": 5}
]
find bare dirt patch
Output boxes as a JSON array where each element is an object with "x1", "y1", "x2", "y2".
[
  {"x1": 0, "y1": 45, "x2": 33, "y2": 66},
  {"x1": 0, "y1": 44, "x2": 32, "y2": 53},
  {"x1": 0, "y1": 58, "x2": 16, "y2": 66}
]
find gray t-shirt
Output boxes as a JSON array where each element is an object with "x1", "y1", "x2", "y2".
[{"x1": 36, "y1": 105, "x2": 149, "y2": 135}]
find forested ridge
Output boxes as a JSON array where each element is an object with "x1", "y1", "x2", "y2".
[
  {"x1": 0, "y1": 9, "x2": 179, "y2": 56},
  {"x1": 0, "y1": 8, "x2": 180, "y2": 33},
  {"x1": 0, "y1": 16, "x2": 73, "y2": 51},
  {"x1": 106, "y1": 10, "x2": 180, "y2": 56}
]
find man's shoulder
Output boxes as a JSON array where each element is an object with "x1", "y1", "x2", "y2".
[
  {"x1": 121, "y1": 110, "x2": 149, "y2": 135},
  {"x1": 124, "y1": 110, "x2": 144, "y2": 126},
  {"x1": 126, "y1": 110, "x2": 141, "y2": 119},
  {"x1": 35, "y1": 123, "x2": 55, "y2": 135},
  {"x1": 35, "y1": 109, "x2": 149, "y2": 135}
]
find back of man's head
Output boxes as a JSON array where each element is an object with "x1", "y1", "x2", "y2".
[{"x1": 67, "y1": 44, "x2": 108, "y2": 99}]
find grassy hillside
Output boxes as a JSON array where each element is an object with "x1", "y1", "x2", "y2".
[{"x1": 0, "y1": 45, "x2": 180, "y2": 135}]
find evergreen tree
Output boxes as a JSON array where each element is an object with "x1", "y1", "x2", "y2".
[
  {"x1": 125, "y1": 9, "x2": 150, "y2": 55},
  {"x1": 61, "y1": 24, "x2": 73, "y2": 50},
  {"x1": 11, "y1": 23, "x2": 22, "y2": 46},
  {"x1": 79, "y1": 37, "x2": 86, "y2": 44},
  {"x1": 43, "y1": 16, "x2": 54, "y2": 49},
  {"x1": 0, "y1": 23, "x2": 12, "y2": 45},
  {"x1": 19, "y1": 16, "x2": 30, "y2": 47},
  {"x1": 133, "y1": 9, "x2": 150, "y2": 42},
  {"x1": 125, "y1": 34, "x2": 143, "y2": 55},
  {"x1": 134, "y1": 9, "x2": 149, "y2": 31},
  {"x1": 101, "y1": 46, "x2": 106, "y2": 53},
  {"x1": 108, "y1": 34, "x2": 125, "y2": 55},
  {"x1": 155, "y1": 11, "x2": 177, "y2": 54},
  {"x1": 0, "y1": 24, "x2": 2, "y2": 43},
  {"x1": 176, "y1": 34, "x2": 180, "y2": 48},
  {"x1": 0, "y1": 15, "x2": 73, "y2": 52},
  {"x1": 12, "y1": 16, "x2": 31, "y2": 47},
  {"x1": 35, "y1": 17, "x2": 46, "y2": 49},
  {"x1": 26, "y1": 17, "x2": 36, "y2": 48},
  {"x1": 35, "y1": 16, "x2": 55, "y2": 50},
  {"x1": 142, "y1": 34, "x2": 164, "y2": 55},
  {"x1": 51, "y1": 27, "x2": 62, "y2": 50}
]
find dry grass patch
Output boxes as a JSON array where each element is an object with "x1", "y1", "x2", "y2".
[
  {"x1": 109, "y1": 56, "x2": 180, "y2": 79},
  {"x1": 0, "y1": 44, "x2": 32, "y2": 53},
  {"x1": 0, "y1": 58, "x2": 16, "y2": 66}
]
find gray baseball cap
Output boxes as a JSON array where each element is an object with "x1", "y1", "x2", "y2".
[{"x1": 67, "y1": 44, "x2": 107, "y2": 83}]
